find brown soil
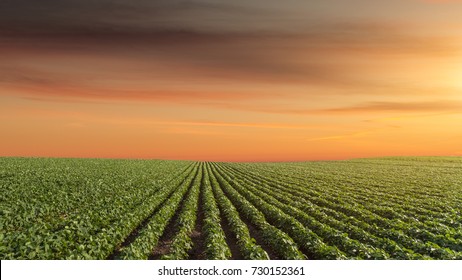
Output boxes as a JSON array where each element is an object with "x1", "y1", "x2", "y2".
[
  {"x1": 219, "y1": 215, "x2": 243, "y2": 259},
  {"x1": 187, "y1": 178, "x2": 206, "y2": 260},
  {"x1": 245, "y1": 220, "x2": 280, "y2": 260}
]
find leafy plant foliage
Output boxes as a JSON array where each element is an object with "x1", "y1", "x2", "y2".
[{"x1": 1, "y1": 157, "x2": 461, "y2": 259}]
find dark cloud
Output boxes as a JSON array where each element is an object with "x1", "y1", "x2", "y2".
[
  {"x1": 0, "y1": 63, "x2": 290, "y2": 103},
  {"x1": 0, "y1": 0, "x2": 265, "y2": 36},
  {"x1": 2, "y1": 23, "x2": 457, "y2": 90},
  {"x1": 0, "y1": 29, "x2": 355, "y2": 90},
  {"x1": 1, "y1": 0, "x2": 460, "y2": 104}
]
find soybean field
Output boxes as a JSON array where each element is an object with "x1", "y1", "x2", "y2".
[{"x1": 1, "y1": 157, "x2": 461, "y2": 260}]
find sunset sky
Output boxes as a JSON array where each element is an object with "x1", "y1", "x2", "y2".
[{"x1": 1, "y1": 0, "x2": 462, "y2": 161}]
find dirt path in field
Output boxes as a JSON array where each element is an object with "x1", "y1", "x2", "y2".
[
  {"x1": 148, "y1": 203, "x2": 183, "y2": 259},
  {"x1": 187, "y1": 167, "x2": 206, "y2": 260},
  {"x1": 149, "y1": 171, "x2": 200, "y2": 259},
  {"x1": 107, "y1": 166, "x2": 196, "y2": 260},
  {"x1": 217, "y1": 164, "x2": 316, "y2": 259},
  {"x1": 219, "y1": 214, "x2": 243, "y2": 259},
  {"x1": 149, "y1": 218, "x2": 178, "y2": 259},
  {"x1": 242, "y1": 218, "x2": 280, "y2": 260},
  {"x1": 211, "y1": 163, "x2": 280, "y2": 260}
]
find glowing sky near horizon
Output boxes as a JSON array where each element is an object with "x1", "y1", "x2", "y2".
[{"x1": 1, "y1": 0, "x2": 462, "y2": 161}]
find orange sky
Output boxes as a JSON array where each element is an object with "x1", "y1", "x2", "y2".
[{"x1": 1, "y1": 0, "x2": 462, "y2": 161}]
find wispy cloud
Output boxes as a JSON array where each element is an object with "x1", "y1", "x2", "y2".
[
  {"x1": 2, "y1": 1, "x2": 460, "y2": 107},
  {"x1": 2, "y1": 23, "x2": 460, "y2": 104},
  {"x1": 0, "y1": 0, "x2": 263, "y2": 36},
  {"x1": 197, "y1": 100, "x2": 462, "y2": 116},
  {"x1": 316, "y1": 101, "x2": 462, "y2": 114}
]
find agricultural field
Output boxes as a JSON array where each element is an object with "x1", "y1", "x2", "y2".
[{"x1": 1, "y1": 157, "x2": 461, "y2": 260}]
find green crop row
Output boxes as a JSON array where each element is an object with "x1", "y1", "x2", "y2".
[
  {"x1": 160, "y1": 164, "x2": 203, "y2": 259},
  {"x1": 116, "y1": 163, "x2": 199, "y2": 259},
  {"x1": 226, "y1": 163, "x2": 458, "y2": 259},
  {"x1": 213, "y1": 164, "x2": 348, "y2": 260},
  {"x1": 1, "y1": 158, "x2": 193, "y2": 259},
  {"x1": 218, "y1": 164, "x2": 389, "y2": 259},
  {"x1": 1, "y1": 157, "x2": 460, "y2": 260},
  {"x1": 221, "y1": 163, "x2": 419, "y2": 259},
  {"x1": 206, "y1": 164, "x2": 269, "y2": 260},
  {"x1": 200, "y1": 165, "x2": 232, "y2": 260},
  {"x1": 223, "y1": 159, "x2": 462, "y2": 259},
  {"x1": 209, "y1": 164, "x2": 306, "y2": 259}
]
